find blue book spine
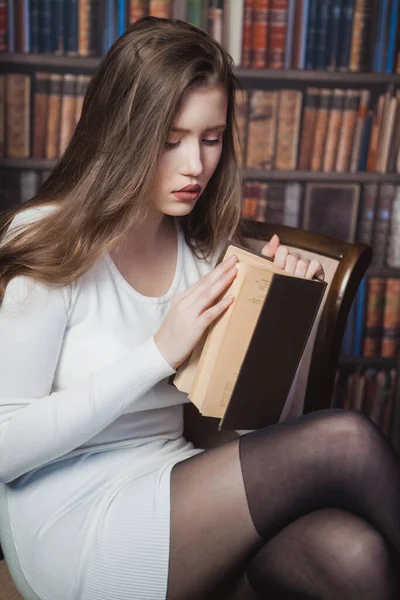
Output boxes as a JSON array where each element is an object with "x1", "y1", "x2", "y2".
[
  {"x1": 64, "y1": 0, "x2": 78, "y2": 54},
  {"x1": 315, "y1": 0, "x2": 331, "y2": 69},
  {"x1": 40, "y1": 0, "x2": 53, "y2": 53},
  {"x1": 373, "y1": 0, "x2": 390, "y2": 71},
  {"x1": 305, "y1": 0, "x2": 318, "y2": 69},
  {"x1": 327, "y1": 0, "x2": 343, "y2": 70},
  {"x1": 30, "y1": 0, "x2": 40, "y2": 52},
  {"x1": 353, "y1": 278, "x2": 367, "y2": 356},
  {"x1": 386, "y1": 0, "x2": 399, "y2": 73},
  {"x1": 298, "y1": 0, "x2": 310, "y2": 69},
  {"x1": 118, "y1": 0, "x2": 126, "y2": 37},
  {"x1": 23, "y1": 0, "x2": 30, "y2": 51},
  {"x1": 338, "y1": 0, "x2": 355, "y2": 69},
  {"x1": 8, "y1": 0, "x2": 15, "y2": 51},
  {"x1": 104, "y1": 0, "x2": 114, "y2": 51},
  {"x1": 284, "y1": 0, "x2": 296, "y2": 69},
  {"x1": 52, "y1": 0, "x2": 65, "y2": 53}
]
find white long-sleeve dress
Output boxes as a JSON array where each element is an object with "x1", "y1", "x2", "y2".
[{"x1": 0, "y1": 205, "x2": 218, "y2": 600}]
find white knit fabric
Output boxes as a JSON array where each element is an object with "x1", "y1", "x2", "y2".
[{"x1": 0, "y1": 206, "x2": 217, "y2": 600}]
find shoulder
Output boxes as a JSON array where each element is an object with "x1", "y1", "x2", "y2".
[
  {"x1": 1, "y1": 203, "x2": 72, "y2": 317},
  {"x1": 2, "y1": 203, "x2": 57, "y2": 244}
]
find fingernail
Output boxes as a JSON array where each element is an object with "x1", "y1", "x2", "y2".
[
  {"x1": 229, "y1": 254, "x2": 237, "y2": 263},
  {"x1": 271, "y1": 234, "x2": 278, "y2": 243}
]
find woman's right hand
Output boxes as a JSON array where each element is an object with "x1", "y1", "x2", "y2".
[{"x1": 154, "y1": 254, "x2": 238, "y2": 370}]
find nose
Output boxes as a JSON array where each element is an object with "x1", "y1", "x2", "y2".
[{"x1": 181, "y1": 142, "x2": 203, "y2": 177}]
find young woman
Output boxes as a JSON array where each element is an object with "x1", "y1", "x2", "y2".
[{"x1": 0, "y1": 17, "x2": 399, "y2": 600}]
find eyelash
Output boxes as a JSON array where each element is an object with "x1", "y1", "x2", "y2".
[{"x1": 165, "y1": 139, "x2": 221, "y2": 150}]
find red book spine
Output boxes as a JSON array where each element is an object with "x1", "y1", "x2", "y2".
[
  {"x1": 251, "y1": 0, "x2": 270, "y2": 69},
  {"x1": 267, "y1": 0, "x2": 288, "y2": 69},
  {"x1": 241, "y1": 0, "x2": 254, "y2": 68}
]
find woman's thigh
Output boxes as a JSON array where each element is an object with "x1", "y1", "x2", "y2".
[{"x1": 167, "y1": 438, "x2": 262, "y2": 600}]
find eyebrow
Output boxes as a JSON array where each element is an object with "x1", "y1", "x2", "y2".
[{"x1": 170, "y1": 124, "x2": 226, "y2": 133}]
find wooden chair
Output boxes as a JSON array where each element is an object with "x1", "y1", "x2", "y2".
[{"x1": 184, "y1": 221, "x2": 372, "y2": 449}]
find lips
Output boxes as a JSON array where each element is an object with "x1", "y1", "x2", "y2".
[
  {"x1": 173, "y1": 184, "x2": 202, "y2": 202},
  {"x1": 175, "y1": 184, "x2": 202, "y2": 193}
]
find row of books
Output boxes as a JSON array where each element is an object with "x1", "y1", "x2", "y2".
[
  {"x1": 0, "y1": 73, "x2": 91, "y2": 159},
  {"x1": 242, "y1": 181, "x2": 400, "y2": 269},
  {"x1": 2, "y1": 1, "x2": 400, "y2": 76},
  {"x1": 342, "y1": 277, "x2": 400, "y2": 358},
  {"x1": 241, "y1": 0, "x2": 400, "y2": 73},
  {"x1": 235, "y1": 87, "x2": 400, "y2": 174},
  {"x1": 332, "y1": 367, "x2": 396, "y2": 438}
]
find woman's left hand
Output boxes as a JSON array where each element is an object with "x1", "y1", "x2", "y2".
[{"x1": 261, "y1": 234, "x2": 325, "y2": 280}]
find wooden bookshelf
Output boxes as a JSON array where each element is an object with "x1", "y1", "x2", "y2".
[
  {"x1": 4, "y1": 52, "x2": 400, "y2": 86},
  {"x1": 2, "y1": 158, "x2": 400, "y2": 186}
]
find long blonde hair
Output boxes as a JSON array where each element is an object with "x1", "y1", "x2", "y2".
[{"x1": 0, "y1": 17, "x2": 246, "y2": 304}]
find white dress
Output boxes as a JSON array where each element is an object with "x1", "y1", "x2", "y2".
[{"x1": 0, "y1": 206, "x2": 219, "y2": 600}]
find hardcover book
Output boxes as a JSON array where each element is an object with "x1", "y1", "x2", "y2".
[{"x1": 169, "y1": 240, "x2": 327, "y2": 430}]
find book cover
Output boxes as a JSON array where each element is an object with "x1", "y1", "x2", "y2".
[{"x1": 170, "y1": 240, "x2": 327, "y2": 430}]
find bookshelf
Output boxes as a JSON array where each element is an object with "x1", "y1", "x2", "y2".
[{"x1": 1, "y1": 1, "x2": 400, "y2": 454}]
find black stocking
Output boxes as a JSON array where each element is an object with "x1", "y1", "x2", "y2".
[{"x1": 167, "y1": 409, "x2": 400, "y2": 600}]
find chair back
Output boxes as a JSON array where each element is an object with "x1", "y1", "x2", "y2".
[{"x1": 240, "y1": 221, "x2": 372, "y2": 417}]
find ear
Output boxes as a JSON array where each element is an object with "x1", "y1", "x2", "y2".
[{"x1": 261, "y1": 234, "x2": 280, "y2": 258}]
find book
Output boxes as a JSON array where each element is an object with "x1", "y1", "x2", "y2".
[{"x1": 169, "y1": 240, "x2": 327, "y2": 430}]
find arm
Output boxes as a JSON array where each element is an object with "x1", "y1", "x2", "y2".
[{"x1": 0, "y1": 276, "x2": 175, "y2": 483}]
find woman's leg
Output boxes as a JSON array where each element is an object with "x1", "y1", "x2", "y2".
[
  {"x1": 245, "y1": 507, "x2": 397, "y2": 599},
  {"x1": 166, "y1": 409, "x2": 400, "y2": 600}
]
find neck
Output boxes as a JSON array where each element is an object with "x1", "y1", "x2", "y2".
[{"x1": 113, "y1": 212, "x2": 175, "y2": 258}]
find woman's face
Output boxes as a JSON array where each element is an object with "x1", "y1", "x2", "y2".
[{"x1": 152, "y1": 83, "x2": 228, "y2": 217}]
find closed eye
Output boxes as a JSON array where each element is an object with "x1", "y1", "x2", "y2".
[{"x1": 165, "y1": 138, "x2": 221, "y2": 150}]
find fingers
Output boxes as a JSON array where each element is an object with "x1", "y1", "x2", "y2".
[
  {"x1": 179, "y1": 254, "x2": 237, "y2": 300},
  {"x1": 305, "y1": 259, "x2": 325, "y2": 280},
  {"x1": 261, "y1": 234, "x2": 280, "y2": 258}
]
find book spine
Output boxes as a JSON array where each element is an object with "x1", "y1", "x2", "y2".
[
  {"x1": 275, "y1": 89, "x2": 302, "y2": 170},
  {"x1": 315, "y1": 0, "x2": 331, "y2": 69},
  {"x1": 305, "y1": 0, "x2": 318, "y2": 69},
  {"x1": 338, "y1": 0, "x2": 355, "y2": 70},
  {"x1": 335, "y1": 89, "x2": 361, "y2": 171},
  {"x1": 284, "y1": 0, "x2": 295, "y2": 68},
  {"x1": 387, "y1": 186, "x2": 400, "y2": 267},
  {"x1": 246, "y1": 90, "x2": 278, "y2": 170},
  {"x1": 349, "y1": 0, "x2": 369, "y2": 71},
  {"x1": 381, "y1": 278, "x2": 400, "y2": 357},
  {"x1": 32, "y1": 72, "x2": 49, "y2": 159},
  {"x1": 59, "y1": 74, "x2": 77, "y2": 156},
  {"x1": 234, "y1": 88, "x2": 249, "y2": 168},
  {"x1": 45, "y1": 73, "x2": 62, "y2": 159},
  {"x1": 208, "y1": 0, "x2": 224, "y2": 44},
  {"x1": 327, "y1": 0, "x2": 343, "y2": 70},
  {"x1": 79, "y1": 0, "x2": 91, "y2": 56},
  {"x1": 310, "y1": 88, "x2": 331, "y2": 171},
  {"x1": 267, "y1": 0, "x2": 288, "y2": 69},
  {"x1": 322, "y1": 88, "x2": 345, "y2": 172},
  {"x1": 148, "y1": 0, "x2": 171, "y2": 18},
  {"x1": 255, "y1": 181, "x2": 268, "y2": 222},
  {"x1": 363, "y1": 277, "x2": 386, "y2": 357},
  {"x1": 129, "y1": 0, "x2": 148, "y2": 23},
  {"x1": 298, "y1": 87, "x2": 320, "y2": 170},
  {"x1": 241, "y1": 0, "x2": 254, "y2": 67},
  {"x1": 226, "y1": 0, "x2": 244, "y2": 65},
  {"x1": 5, "y1": 73, "x2": 31, "y2": 159},
  {"x1": 251, "y1": 0, "x2": 269, "y2": 68},
  {"x1": 371, "y1": 183, "x2": 396, "y2": 267},
  {"x1": 357, "y1": 182, "x2": 378, "y2": 245},
  {"x1": 350, "y1": 88, "x2": 370, "y2": 172}
]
